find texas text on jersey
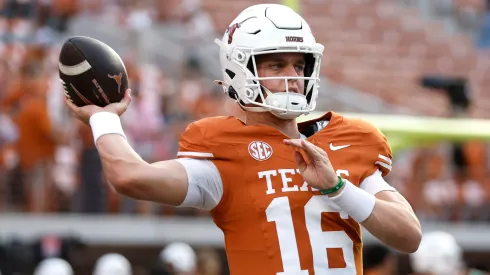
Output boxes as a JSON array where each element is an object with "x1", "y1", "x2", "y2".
[{"x1": 177, "y1": 112, "x2": 393, "y2": 275}]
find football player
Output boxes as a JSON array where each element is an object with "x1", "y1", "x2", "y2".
[{"x1": 65, "y1": 4, "x2": 421, "y2": 274}]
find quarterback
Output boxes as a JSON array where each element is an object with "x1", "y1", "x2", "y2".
[{"x1": 65, "y1": 4, "x2": 421, "y2": 275}]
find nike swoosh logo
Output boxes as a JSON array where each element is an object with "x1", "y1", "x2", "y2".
[{"x1": 330, "y1": 143, "x2": 350, "y2": 151}]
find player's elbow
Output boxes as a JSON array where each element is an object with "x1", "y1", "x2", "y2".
[
  {"x1": 400, "y1": 223, "x2": 422, "y2": 253},
  {"x1": 409, "y1": 228, "x2": 422, "y2": 253},
  {"x1": 107, "y1": 172, "x2": 136, "y2": 196},
  {"x1": 105, "y1": 164, "x2": 142, "y2": 197},
  {"x1": 406, "y1": 213, "x2": 422, "y2": 253},
  {"x1": 385, "y1": 213, "x2": 422, "y2": 254}
]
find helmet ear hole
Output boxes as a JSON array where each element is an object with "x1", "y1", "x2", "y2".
[{"x1": 225, "y1": 69, "x2": 236, "y2": 79}]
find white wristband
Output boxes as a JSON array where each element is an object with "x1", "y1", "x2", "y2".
[
  {"x1": 89, "y1": 112, "x2": 127, "y2": 144},
  {"x1": 329, "y1": 180, "x2": 376, "y2": 223}
]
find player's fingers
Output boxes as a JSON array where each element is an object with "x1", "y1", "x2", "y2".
[
  {"x1": 63, "y1": 96, "x2": 85, "y2": 119},
  {"x1": 63, "y1": 96, "x2": 89, "y2": 123},
  {"x1": 303, "y1": 140, "x2": 329, "y2": 159},
  {"x1": 63, "y1": 95, "x2": 78, "y2": 112},
  {"x1": 284, "y1": 139, "x2": 328, "y2": 163},
  {"x1": 283, "y1": 139, "x2": 304, "y2": 149},
  {"x1": 284, "y1": 139, "x2": 318, "y2": 164},
  {"x1": 110, "y1": 89, "x2": 131, "y2": 115},
  {"x1": 298, "y1": 140, "x2": 326, "y2": 162},
  {"x1": 119, "y1": 89, "x2": 132, "y2": 110},
  {"x1": 294, "y1": 151, "x2": 307, "y2": 174}
]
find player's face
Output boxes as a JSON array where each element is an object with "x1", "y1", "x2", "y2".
[{"x1": 255, "y1": 52, "x2": 305, "y2": 94}]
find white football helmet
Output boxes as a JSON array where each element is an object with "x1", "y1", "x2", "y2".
[
  {"x1": 93, "y1": 253, "x2": 132, "y2": 275},
  {"x1": 159, "y1": 242, "x2": 197, "y2": 273},
  {"x1": 215, "y1": 4, "x2": 324, "y2": 119},
  {"x1": 410, "y1": 231, "x2": 464, "y2": 275},
  {"x1": 34, "y1": 258, "x2": 73, "y2": 275}
]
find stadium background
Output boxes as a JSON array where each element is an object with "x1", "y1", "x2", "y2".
[{"x1": 0, "y1": 0, "x2": 489, "y2": 274}]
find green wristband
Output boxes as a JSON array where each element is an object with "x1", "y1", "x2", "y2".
[{"x1": 320, "y1": 176, "x2": 345, "y2": 195}]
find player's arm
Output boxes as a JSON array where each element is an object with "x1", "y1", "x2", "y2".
[
  {"x1": 357, "y1": 170, "x2": 421, "y2": 254},
  {"x1": 96, "y1": 134, "x2": 188, "y2": 206},
  {"x1": 64, "y1": 91, "x2": 220, "y2": 207},
  {"x1": 284, "y1": 138, "x2": 422, "y2": 253},
  {"x1": 351, "y1": 141, "x2": 421, "y2": 254},
  {"x1": 96, "y1": 129, "x2": 223, "y2": 209},
  {"x1": 331, "y1": 144, "x2": 422, "y2": 254}
]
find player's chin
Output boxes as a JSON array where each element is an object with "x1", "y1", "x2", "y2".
[{"x1": 266, "y1": 111, "x2": 298, "y2": 121}]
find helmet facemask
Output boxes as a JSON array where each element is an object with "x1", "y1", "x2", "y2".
[{"x1": 216, "y1": 40, "x2": 323, "y2": 120}]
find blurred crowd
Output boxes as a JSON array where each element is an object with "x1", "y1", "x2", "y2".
[
  {"x1": 2, "y1": 232, "x2": 487, "y2": 275},
  {"x1": 0, "y1": 0, "x2": 241, "y2": 216},
  {"x1": 0, "y1": 0, "x2": 489, "y2": 223},
  {"x1": 390, "y1": 141, "x2": 490, "y2": 222},
  {"x1": 0, "y1": 236, "x2": 224, "y2": 275}
]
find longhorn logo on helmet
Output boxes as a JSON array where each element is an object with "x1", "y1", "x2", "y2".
[{"x1": 227, "y1": 23, "x2": 241, "y2": 44}]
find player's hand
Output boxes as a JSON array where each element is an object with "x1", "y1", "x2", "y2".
[
  {"x1": 283, "y1": 139, "x2": 338, "y2": 190},
  {"x1": 64, "y1": 89, "x2": 132, "y2": 125}
]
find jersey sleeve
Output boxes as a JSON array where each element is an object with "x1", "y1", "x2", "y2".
[
  {"x1": 177, "y1": 122, "x2": 214, "y2": 159},
  {"x1": 358, "y1": 126, "x2": 393, "y2": 183},
  {"x1": 359, "y1": 169, "x2": 396, "y2": 195},
  {"x1": 175, "y1": 158, "x2": 223, "y2": 210}
]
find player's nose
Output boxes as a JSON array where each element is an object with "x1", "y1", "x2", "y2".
[
  {"x1": 287, "y1": 77, "x2": 300, "y2": 94},
  {"x1": 284, "y1": 63, "x2": 300, "y2": 77},
  {"x1": 286, "y1": 83, "x2": 299, "y2": 93},
  {"x1": 284, "y1": 64, "x2": 300, "y2": 93}
]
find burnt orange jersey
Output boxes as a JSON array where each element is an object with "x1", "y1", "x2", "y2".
[{"x1": 178, "y1": 112, "x2": 392, "y2": 275}]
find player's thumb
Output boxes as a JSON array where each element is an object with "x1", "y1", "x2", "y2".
[
  {"x1": 294, "y1": 151, "x2": 307, "y2": 174},
  {"x1": 110, "y1": 89, "x2": 132, "y2": 115},
  {"x1": 122, "y1": 89, "x2": 132, "y2": 105}
]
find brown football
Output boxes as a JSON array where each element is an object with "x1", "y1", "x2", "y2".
[{"x1": 59, "y1": 36, "x2": 128, "y2": 107}]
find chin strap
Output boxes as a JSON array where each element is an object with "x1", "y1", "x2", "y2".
[{"x1": 214, "y1": 80, "x2": 308, "y2": 119}]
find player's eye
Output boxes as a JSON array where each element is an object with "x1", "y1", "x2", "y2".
[
  {"x1": 269, "y1": 63, "x2": 283, "y2": 70},
  {"x1": 294, "y1": 65, "x2": 305, "y2": 73}
]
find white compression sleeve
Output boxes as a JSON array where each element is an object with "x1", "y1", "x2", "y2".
[{"x1": 175, "y1": 158, "x2": 223, "y2": 210}]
